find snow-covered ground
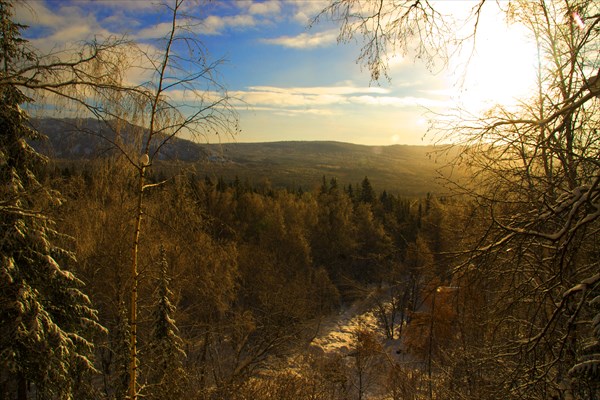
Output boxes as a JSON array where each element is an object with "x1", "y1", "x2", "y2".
[
  {"x1": 311, "y1": 295, "x2": 383, "y2": 354},
  {"x1": 308, "y1": 288, "x2": 415, "y2": 365},
  {"x1": 260, "y1": 288, "x2": 428, "y2": 399}
]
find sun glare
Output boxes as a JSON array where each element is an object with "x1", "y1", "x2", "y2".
[{"x1": 447, "y1": 6, "x2": 539, "y2": 112}]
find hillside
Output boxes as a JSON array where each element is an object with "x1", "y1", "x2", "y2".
[
  {"x1": 199, "y1": 141, "x2": 454, "y2": 196},
  {"x1": 30, "y1": 118, "x2": 208, "y2": 162},
  {"x1": 32, "y1": 118, "x2": 455, "y2": 197}
]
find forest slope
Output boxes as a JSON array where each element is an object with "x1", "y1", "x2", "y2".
[
  {"x1": 33, "y1": 118, "x2": 453, "y2": 196},
  {"x1": 202, "y1": 141, "x2": 452, "y2": 196}
]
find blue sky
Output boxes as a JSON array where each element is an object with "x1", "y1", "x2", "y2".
[{"x1": 16, "y1": 1, "x2": 538, "y2": 145}]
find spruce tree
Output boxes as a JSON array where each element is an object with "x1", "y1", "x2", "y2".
[
  {"x1": 109, "y1": 300, "x2": 131, "y2": 400},
  {"x1": 0, "y1": 2, "x2": 104, "y2": 398},
  {"x1": 359, "y1": 176, "x2": 375, "y2": 204},
  {"x1": 145, "y1": 246, "x2": 186, "y2": 400}
]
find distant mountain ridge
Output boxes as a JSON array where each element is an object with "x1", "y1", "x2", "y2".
[
  {"x1": 31, "y1": 118, "x2": 208, "y2": 162},
  {"x1": 32, "y1": 118, "x2": 452, "y2": 196}
]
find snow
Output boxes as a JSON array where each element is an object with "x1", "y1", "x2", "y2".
[
  {"x1": 311, "y1": 303, "x2": 380, "y2": 354},
  {"x1": 308, "y1": 287, "x2": 408, "y2": 364}
]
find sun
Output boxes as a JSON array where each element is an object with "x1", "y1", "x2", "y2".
[{"x1": 447, "y1": 5, "x2": 539, "y2": 112}]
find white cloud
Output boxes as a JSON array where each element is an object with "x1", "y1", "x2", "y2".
[
  {"x1": 234, "y1": 0, "x2": 282, "y2": 16},
  {"x1": 46, "y1": 24, "x2": 94, "y2": 44},
  {"x1": 101, "y1": 12, "x2": 142, "y2": 31},
  {"x1": 198, "y1": 14, "x2": 256, "y2": 35},
  {"x1": 79, "y1": 0, "x2": 158, "y2": 12},
  {"x1": 261, "y1": 29, "x2": 337, "y2": 49},
  {"x1": 224, "y1": 85, "x2": 448, "y2": 114},
  {"x1": 248, "y1": 1, "x2": 282, "y2": 16},
  {"x1": 225, "y1": 14, "x2": 257, "y2": 29},
  {"x1": 349, "y1": 95, "x2": 450, "y2": 109},
  {"x1": 16, "y1": 2, "x2": 113, "y2": 53},
  {"x1": 231, "y1": 88, "x2": 345, "y2": 107},
  {"x1": 14, "y1": 1, "x2": 63, "y2": 27},
  {"x1": 131, "y1": 22, "x2": 175, "y2": 40},
  {"x1": 230, "y1": 85, "x2": 393, "y2": 109},
  {"x1": 289, "y1": 0, "x2": 329, "y2": 24},
  {"x1": 132, "y1": 13, "x2": 257, "y2": 39},
  {"x1": 15, "y1": 1, "x2": 160, "y2": 87},
  {"x1": 18, "y1": 1, "x2": 257, "y2": 47},
  {"x1": 248, "y1": 86, "x2": 390, "y2": 95},
  {"x1": 245, "y1": 106, "x2": 336, "y2": 117}
]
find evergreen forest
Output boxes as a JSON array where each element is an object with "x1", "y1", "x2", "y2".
[{"x1": 1, "y1": 0, "x2": 599, "y2": 399}]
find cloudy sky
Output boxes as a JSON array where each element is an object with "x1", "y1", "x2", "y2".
[{"x1": 15, "y1": 0, "x2": 538, "y2": 145}]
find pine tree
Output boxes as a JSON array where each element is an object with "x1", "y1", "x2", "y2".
[
  {"x1": 145, "y1": 246, "x2": 186, "y2": 400},
  {"x1": 110, "y1": 300, "x2": 131, "y2": 400},
  {"x1": 0, "y1": 2, "x2": 104, "y2": 398},
  {"x1": 359, "y1": 176, "x2": 375, "y2": 204}
]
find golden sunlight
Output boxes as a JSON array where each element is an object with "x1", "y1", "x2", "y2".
[{"x1": 448, "y1": 5, "x2": 539, "y2": 112}]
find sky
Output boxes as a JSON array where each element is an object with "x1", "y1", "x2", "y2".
[{"x1": 15, "y1": 0, "x2": 539, "y2": 146}]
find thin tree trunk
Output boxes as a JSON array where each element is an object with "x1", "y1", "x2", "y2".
[{"x1": 129, "y1": 166, "x2": 145, "y2": 400}]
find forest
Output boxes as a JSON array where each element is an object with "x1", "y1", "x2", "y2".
[{"x1": 1, "y1": 0, "x2": 599, "y2": 399}]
